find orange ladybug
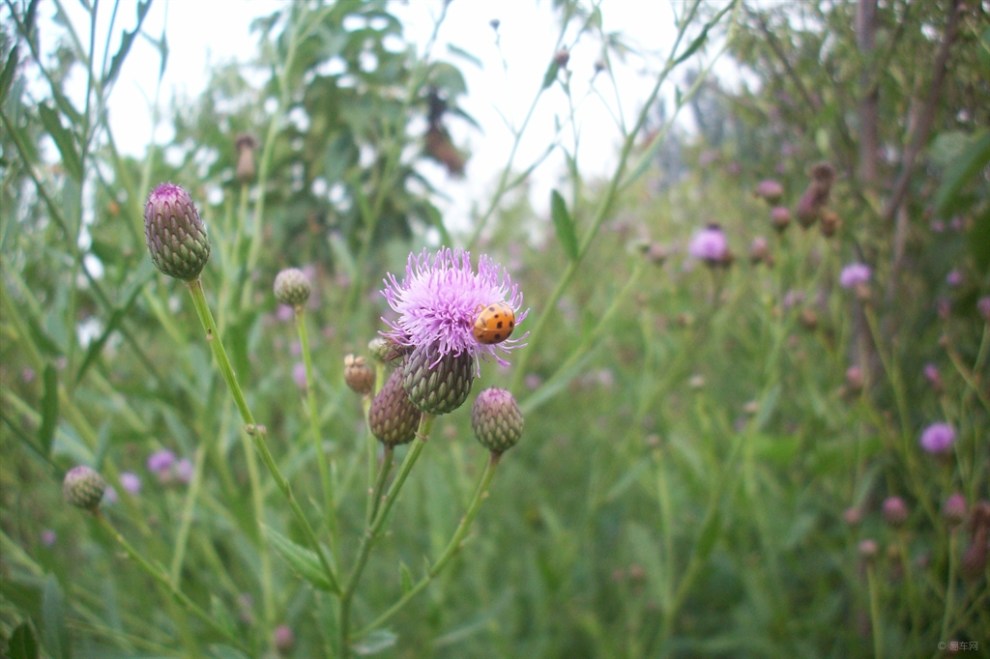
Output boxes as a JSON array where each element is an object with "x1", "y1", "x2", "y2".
[{"x1": 472, "y1": 302, "x2": 516, "y2": 345}]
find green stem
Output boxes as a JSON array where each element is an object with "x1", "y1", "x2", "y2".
[
  {"x1": 297, "y1": 307, "x2": 336, "y2": 543},
  {"x1": 355, "y1": 451, "x2": 502, "y2": 638},
  {"x1": 93, "y1": 511, "x2": 248, "y2": 651},
  {"x1": 184, "y1": 277, "x2": 274, "y2": 630},
  {"x1": 866, "y1": 562, "x2": 884, "y2": 659},
  {"x1": 339, "y1": 414, "x2": 434, "y2": 658}
]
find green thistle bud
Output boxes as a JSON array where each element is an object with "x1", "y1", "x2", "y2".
[
  {"x1": 144, "y1": 183, "x2": 211, "y2": 280},
  {"x1": 402, "y1": 344, "x2": 474, "y2": 415},
  {"x1": 369, "y1": 366, "x2": 422, "y2": 446},
  {"x1": 471, "y1": 388, "x2": 523, "y2": 454},
  {"x1": 63, "y1": 465, "x2": 107, "y2": 511},
  {"x1": 273, "y1": 268, "x2": 311, "y2": 307},
  {"x1": 344, "y1": 354, "x2": 375, "y2": 395}
]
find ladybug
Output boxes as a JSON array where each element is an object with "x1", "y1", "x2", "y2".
[{"x1": 472, "y1": 302, "x2": 516, "y2": 345}]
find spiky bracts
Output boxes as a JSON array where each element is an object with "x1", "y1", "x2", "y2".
[{"x1": 144, "y1": 183, "x2": 211, "y2": 280}]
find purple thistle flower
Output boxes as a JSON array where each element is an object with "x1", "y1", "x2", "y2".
[
  {"x1": 688, "y1": 225, "x2": 729, "y2": 264},
  {"x1": 919, "y1": 422, "x2": 956, "y2": 454},
  {"x1": 147, "y1": 449, "x2": 176, "y2": 475},
  {"x1": 41, "y1": 529, "x2": 57, "y2": 546},
  {"x1": 381, "y1": 247, "x2": 527, "y2": 367},
  {"x1": 292, "y1": 362, "x2": 307, "y2": 390},
  {"x1": 839, "y1": 262, "x2": 871, "y2": 289},
  {"x1": 120, "y1": 471, "x2": 142, "y2": 494}
]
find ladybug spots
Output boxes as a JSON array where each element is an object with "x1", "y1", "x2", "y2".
[{"x1": 472, "y1": 302, "x2": 516, "y2": 345}]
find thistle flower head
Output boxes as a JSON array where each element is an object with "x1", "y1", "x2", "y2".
[
  {"x1": 380, "y1": 247, "x2": 527, "y2": 367},
  {"x1": 63, "y1": 465, "x2": 107, "y2": 511},
  {"x1": 144, "y1": 183, "x2": 211, "y2": 280},
  {"x1": 471, "y1": 387, "x2": 524, "y2": 454},
  {"x1": 344, "y1": 354, "x2": 375, "y2": 395}
]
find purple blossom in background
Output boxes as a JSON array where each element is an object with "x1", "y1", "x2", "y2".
[
  {"x1": 120, "y1": 471, "x2": 142, "y2": 494},
  {"x1": 381, "y1": 247, "x2": 527, "y2": 366},
  {"x1": 919, "y1": 422, "x2": 956, "y2": 454},
  {"x1": 41, "y1": 529, "x2": 57, "y2": 547},
  {"x1": 293, "y1": 362, "x2": 307, "y2": 390},
  {"x1": 839, "y1": 263, "x2": 871, "y2": 289},
  {"x1": 688, "y1": 225, "x2": 729, "y2": 263},
  {"x1": 175, "y1": 458, "x2": 194, "y2": 484},
  {"x1": 147, "y1": 449, "x2": 176, "y2": 475},
  {"x1": 946, "y1": 269, "x2": 963, "y2": 287},
  {"x1": 978, "y1": 296, "x2": 990, "y2": 322}
]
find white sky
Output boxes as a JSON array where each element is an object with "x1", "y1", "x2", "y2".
[{"x1": 53, "y1": 0, "x2": 713, "y2": 223}]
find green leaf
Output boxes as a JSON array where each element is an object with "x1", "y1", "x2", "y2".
[
  {"x1": 75, "y1": 275, "x2": 147, "y2": 384},
  {"x1": 399, "y1": 561, "x2": 414, "y2": 594},
  {"x1": 540, "y1": 58, "x2": 561, "y2": 90},
  {"x1": 37, "y1": 105, "x2": 82, "y2": 181},
  {"x1": 447, "y1": 43, "x2": 482, "y2": 68},
  {"x1": 265, "y1": 526, "x2": 334, "y2": 591},
  {"x1": 695, "y1": 509, "x2": 722, "y2": 561},
  {"x1": 207, "y1": 645, "x2": 251, "y2": 659},
  {"x1": 968, "y1": 207, "x2": 990, "y2": 272},
  {"x1": 40, "y1": 576, "x2": 68, "y2": 659},
  {"x1": 933, "y1": 131, "x2": 990, "y2": 217},
  {"x1": 0, "y1": 46, "x2": 19, "y2": 104},
  {"x1": 550, "y1": 189, "x2": 578, "y2": 261},
  {"x1": 351, "y1": 629, "x2": 397, "y2": 655},
  {"x1": 8, "y1": 622, "x2": 39, "y2": 659},
  {"x1": 38, "y1": 365, "x2": 58, "y2": 456},
  {"x1": 104, "y1": 1, "x2": 153, "y2": 87}
]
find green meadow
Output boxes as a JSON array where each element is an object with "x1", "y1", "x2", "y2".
[{"x1": 2, "y1": 1, "x2": 987, "y2": 657}]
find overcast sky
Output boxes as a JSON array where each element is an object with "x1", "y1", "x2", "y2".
[{"x1": 54, "y1": 0, "x2": 714, "y2": 223}]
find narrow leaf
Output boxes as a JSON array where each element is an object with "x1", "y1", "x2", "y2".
[
  {"x1": 540, "y1": 58, "x2": 561, "y2": 90},
  {"x1": 104, "y1": 0, "x2": 153, "y2": 87},
  {"x1": 265, "y1": 526, "x2": 334, "y2": 591},
  {"x1": 696, "y1": 509, "x2": 722, "y2": 561},
  {"x1": 40, "y1": 576, "x2": 68, "y2": 659},
  {"x1": 38, "y1": 365, "x2": 58, "y2": 455},
  {"x1": 0, "y1": 46, "x2": 19, "y2": 104},
  {"x1": 352, "y1": 629, "x2": 397, "y2": 655},
  {"x1": 933, "y1": 131, "x2": 990, "y2": 216},
  {"x1": 37, "y1": 105, "x2": 82, "y2": 181},
  {"x1": 8, "y1": 623, "x2": 39, "y2": 659},
  {"x1": 399, "y1": 562, "x2": 414, "y2": 594},
  {"x1": 550, "y1": 190, "x2": 578, "y2": 261}
]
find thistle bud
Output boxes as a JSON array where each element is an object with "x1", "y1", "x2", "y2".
[
  {"x1": 273, "y1": 268, "x2": 311, "y2": 307},
  {"x1": 63, "y1": 465, "x2": 107, "y2": 511},
  {"x1": 235, "y1": 134, "x2": 258, "y2": 183},
  {"x1": 344, "y1": 354, "x2": 375, "y2": 395},
  {"x1": 754, "y1": 179, "x2": 784, "y2": 204},
  {"x1": 770, "y1": 206, "x2": 791, "y2": 233},
  {"x1": 820, "y1": 209, "x2": 842, "y2": 237},
  {"x1": 882, "y1": 496, "x2": 909, "y2": 528},
  {"x1": 369, "y1": 366, "x2": 421, "y2": 446},
  {"x1": 402, "y1": 344, "x2": 474, "y2": 415},
  {"x1": 471, "y1": 387, "x2": 524, "y2": 454},
  {"x1": 942, "y1": 493, "x2": 967, "y2": 526},
  {"x1": 144, "y1": 183, "x2": 211, "y2": 280}
]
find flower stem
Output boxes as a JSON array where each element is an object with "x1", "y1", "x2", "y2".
[
  {"x1": 94, "y1": 511, "x2": 248, "y2": 651},
  {"x1": 355, "y1": 451, "x2": 502, "y2": 638},
  {"x1": 866, "y1": 562, "x2": 884, "y2": 659},
  {"x1": 338, "y1": 414, "x2": 434, "y2": 658},
  {"x1": 296, "y1": 306, "x2": 336, "y2": 544}
]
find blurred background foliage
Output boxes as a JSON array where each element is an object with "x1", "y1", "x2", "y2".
[{"x1": 2, "y1": 0, "x2": 988, "y2": 657}]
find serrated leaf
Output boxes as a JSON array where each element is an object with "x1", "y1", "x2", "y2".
[
  {"x1": 550, "y1": 190, "x2": 578, "y2": 261},
  {"x1": 0, "y1": 46, "x2": 19, "y2": 104},
  {"x1": 38, "y1": 365, "x2": 58, "y2": 456},
  {"x1": 265, "y1": 526, "x2": 334, "y2": 591},
  {"x1": 8, "y1": 622, "x2": 39, "y2": 659},
  {"x1": 104, "y1": 0, "x2": 152, "y2": 87},
  {"x1": 40, "y1": 576, "x2": 68, "y2": 659},
  {"x1": 37, "y1": 105, "x2": 82, "y2": 181}
]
